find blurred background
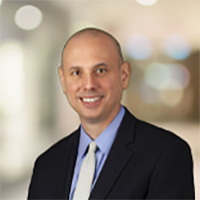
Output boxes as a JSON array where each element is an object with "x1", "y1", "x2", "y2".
[{"x1": 0, "y1": 0, "x2": 199, "y2": 199}]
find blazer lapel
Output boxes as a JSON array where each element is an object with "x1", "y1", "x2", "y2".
[
  {"x1": 90, "y1": 108, "x2": 136, "y2": 199},
  {"x1": 56, "y1": 128, "x2": 80, "y2": 199}
]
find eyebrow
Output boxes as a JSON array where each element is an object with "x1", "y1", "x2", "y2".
[
  {"x1": 93, "y1": 62, "x2": 108, "y2": 68},
  {"x1": 68, "y1": 66, "x2": 80, "y2": 72},
  {"x1": 68, "y1": 62, "x2": 108, "y2": 72}
]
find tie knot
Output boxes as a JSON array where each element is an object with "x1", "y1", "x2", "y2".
[{"x1": 88, "y1": 141, "x2": 97, "y2": 153}]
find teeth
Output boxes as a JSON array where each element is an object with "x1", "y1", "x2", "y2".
[{"x1": 82, "y1": 97, "x2": 101, "y2": 103}]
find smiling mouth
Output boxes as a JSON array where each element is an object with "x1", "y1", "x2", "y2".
[{"x1": 81, "y1": 97, "x2": 102, "y2": 103}]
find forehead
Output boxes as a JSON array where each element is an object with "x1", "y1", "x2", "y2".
[
  {"x1": 62, "y1": 33, "x2": 119, "y2": 66},
  {"x1": 65, "y1": 32, "x2": 117, "y2": 50}
]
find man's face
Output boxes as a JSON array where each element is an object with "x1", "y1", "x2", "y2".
[{"x1": 59, "y1": 33, "x2": 130, "y2": 126}]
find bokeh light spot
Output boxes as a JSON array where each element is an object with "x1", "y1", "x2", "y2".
[
  {"x1": 135, "y1": 0, "x2": 157, "y2": 6},
  {"x1": 0, "y1": 40, "x2": 24, "y2": 114},
  {"x1": 126, "y1": 35, "x2": 153, "y2": 60},
  {"x1": 163, "y1": 34, "x2": 191, "y2": 60},
  {"x1": 15, "y1": 5, "x2": 42, "y2": 30},
  {"x1": 144, "y1": 62, "x2": 190, "y2": 91},
  {"x1": 167, "y1": 64, "x2": 190, "y2": 90},
  {"x1": 144, "y1": 63, "x2": 171, "y2": 90}
]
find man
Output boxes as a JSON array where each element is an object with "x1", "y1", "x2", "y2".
[{"x1": 28, "y1": 28, "x2": 195, "y2": 199}]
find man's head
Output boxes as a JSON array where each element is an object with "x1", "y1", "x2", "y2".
[
  {"x1": 61, "y1": 28, "x2": 124, "y2": 66},
  {"x1": 59, "y1": 28, "x2": 131, "y2": 127}
]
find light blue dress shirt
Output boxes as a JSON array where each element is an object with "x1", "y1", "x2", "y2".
[{"x1": 69, "y1": 106, "x2": 125, "y2": 200}]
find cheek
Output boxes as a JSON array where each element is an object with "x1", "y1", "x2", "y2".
[
  {"x1": 69, "y1": 82, "x2": 78, "y2": 91},
  {"x1": 100, "y1": 79, "x2": 113, "y2": 91},
  {"x1": 64, "y1": 81, "x2": 79, "y2": 98},
  {"x1": 102, "y1": 76, "x2": 122, "y2": 95},
  {"x1": 67, "y1": 79, "x2": 80, "y2": 90}
]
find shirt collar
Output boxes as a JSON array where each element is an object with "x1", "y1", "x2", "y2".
[{"x1": 78, "y1": 106, "x2": 125, "y2": 158}]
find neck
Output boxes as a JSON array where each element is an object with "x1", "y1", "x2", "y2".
[{"x1": 81, "y1": 122, "x2": 106, "y2": 140}]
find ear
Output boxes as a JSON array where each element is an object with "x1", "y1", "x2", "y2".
[
  {"x1": 120, "y1": 61, "x2": 131, "y2": 89},
  {"x1": 58, "y1": 66, "x2": 66, "y2": 93}
]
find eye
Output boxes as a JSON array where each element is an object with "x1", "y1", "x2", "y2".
[
  {"x1": 71, "y1": 70, "x2": 80, "y2": 76},
  {"x1": 96, "y1": 68, "x2": 106, "y2": 74}
]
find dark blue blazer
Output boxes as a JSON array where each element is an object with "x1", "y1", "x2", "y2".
[{"x1": 28, "y1": 108, "x2": 195, "y2": 199}]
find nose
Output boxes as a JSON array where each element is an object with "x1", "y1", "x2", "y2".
[{"x1": 82, "y1": 73, "x2": 97, "y2": 91}]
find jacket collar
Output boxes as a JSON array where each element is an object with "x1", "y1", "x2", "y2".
[{"x1": 89, "y1": 107, "x2": 136, "y2": 199}]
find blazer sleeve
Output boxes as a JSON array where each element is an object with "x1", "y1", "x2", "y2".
[
  {"x1": 146, "y1": 139, "x2": 195, "y2": 199},
  {"x1": 27, "y1": 156, "x2": 43, "y2": 200}
]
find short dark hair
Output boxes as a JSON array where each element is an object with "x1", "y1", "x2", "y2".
[{"x1": 61, "y1": 27, "x2": 123, "y2": 66}]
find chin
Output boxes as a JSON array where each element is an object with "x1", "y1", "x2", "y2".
[
  {"x1": 83, "y1": 114, "x2": 101, "y2": 120},
  {"x1": 80, "y1": 112, "x2": 103, "y2": 123}
]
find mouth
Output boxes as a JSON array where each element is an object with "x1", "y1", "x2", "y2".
[
  {"x1": 79, "y1": 96, "x2": 103, "y2": 106},
  {"x1": 82, "y1": 96, "x2": 101, "y2": 103}
]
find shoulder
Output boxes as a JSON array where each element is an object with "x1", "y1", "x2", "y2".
[
  {"x1": 124, "y1": 107, "x2": 191, "y2": 153},
  {"x1": 34, "y1": 128, "x2": 80, "y2": 166},
  {"x1": 122, "y1": 108, "x2": 194, "y2": 198},
  {"x1": 138, "y1": 118, "x2": 189, "y2": 148},
  {"x1": 122, "y1": 108, "x2": 193, "y2": 178}
]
